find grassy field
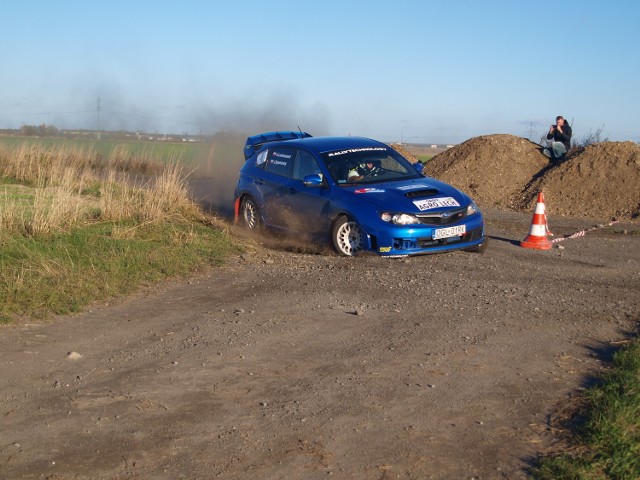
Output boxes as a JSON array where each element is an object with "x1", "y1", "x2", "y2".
[
  {"x1": 0, "y1": 138, "x2": 240, "y2": 323},
  {"x1": 533, "y1": 339, "x2": 640, "y2": 479},
  {"x1": 0, "y1": 135, "x2": 210, "y2": 166},
  {"x1": 1, "y1": 220, "x2": 235, "y2": 321}
]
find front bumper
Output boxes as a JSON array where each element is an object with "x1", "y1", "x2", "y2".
[{"x1": 364, "y1": 214, "x2": 485, "y2": 257}]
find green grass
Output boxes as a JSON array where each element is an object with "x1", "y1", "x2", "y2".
[
  {"x1": 532, "y1": 340, "x2": 640, "y2": 479},
  {"x1": 418, "y1": 154, "x2": 434, "y2": 163},
  {"x1": 1, "y1": 183, "x2": 36, "y2": 226},
  {"x1": 0, "y1": 219, "x2": 239, "y2": 323},
  {"x1": 1, "y1": 175, "x2": 27, "y2": 186},
  {"x1": 1, "y1": 183, "x2": 34, "y2": 201},
  {"x1": 0, "y1": 136, "x2": 210, "y2": 165}
]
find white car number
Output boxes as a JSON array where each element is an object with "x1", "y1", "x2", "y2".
[{"x1": 433, "y1": 225, "x2": 466, "y2": 240}]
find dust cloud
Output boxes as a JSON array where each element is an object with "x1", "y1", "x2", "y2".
[
  {"x1": 60, "y1": 83, "x2": 333, "y2": 220},
  {"x1": 189, "y1": 132, "x2": 247, "y2": 219},
  {"x1": 191, "y1": 91, "x2": 331, "y2": 137},
  {"x1": 186, "y1": 93, "x2": 331, "y2": 219}
]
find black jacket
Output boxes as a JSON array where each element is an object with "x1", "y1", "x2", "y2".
[{"x1": 547, "y1": 124, "x2": 572, "y2": 151}]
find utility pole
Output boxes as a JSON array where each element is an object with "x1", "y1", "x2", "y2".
[{"x1": 96, "y1": 97, "x2": 101, "y2": 139}]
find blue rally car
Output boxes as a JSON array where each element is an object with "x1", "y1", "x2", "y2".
[{"x1": 234, "y1": 131, "x2": 485, "y2": 257}]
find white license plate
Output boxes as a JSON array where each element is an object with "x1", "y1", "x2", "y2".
[{"x1": 433, "y1": 225, "x2": 466, "y2": 240}]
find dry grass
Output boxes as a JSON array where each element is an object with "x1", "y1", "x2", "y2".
[
  {"x1": 98, "y1": 163, "x2": 198, "y2": 223},
  {"x1": 106, "y1": 144, "x2": 165, "y2": 174},
  {"x1": 144, "y1": 162, "x2": 198, "y2": 219},
  {"x1": 26, "y1": 167, "x2": 92, "y2": 235},
  {"x1": 0, "y1": 141, "x2": 198, "y2": 236},
  {"x1": 0, "y1": 189, "x2": 20, "y2": 231},
  {"x1": 0, "y1": 142, "x2": 95, "y2": 185}
]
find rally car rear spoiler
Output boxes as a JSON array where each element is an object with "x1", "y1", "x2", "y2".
[{"x1": 244, "y1": 131, "x2": 312, "y2": 160}]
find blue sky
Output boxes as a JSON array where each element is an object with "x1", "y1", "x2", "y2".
[{"x1": 2, "y1": 0, "x2": 639, "y2": 143}]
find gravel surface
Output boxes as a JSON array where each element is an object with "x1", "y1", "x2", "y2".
[{"x1": 0, "y1": 209, "x2": 639, "y2": 479}]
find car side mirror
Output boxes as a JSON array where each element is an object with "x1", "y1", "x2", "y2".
[
  {"x1": 413, "y1": 162, "x2": 424, "y2": 173},
  {"x1": 302, "y1": 174, "x2": 323, "y2": 187}
]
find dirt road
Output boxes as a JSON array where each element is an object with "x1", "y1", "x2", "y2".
[{"x1": 1, "y1": 209, "x2": 638, "y2": 479}]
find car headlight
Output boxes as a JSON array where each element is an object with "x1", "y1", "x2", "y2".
[
  {"x1": 466, "y1": 202, "x2": 479, "y2": 215},
  {"x1": 380, "y1": 212, "x2": 421, "y2": 225}
]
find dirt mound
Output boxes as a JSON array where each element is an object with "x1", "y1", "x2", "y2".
[
  {"x1": 424, "y1": 135, "x2": 640, "y2": 220},
  {"x1": 423, "y1": 134, "x2": 547, "y2": 209},
  {"x1": 520, "y1": 141, "x2": 640, "y2": 219},
  {"x1": 390, "y1": 143, "x2": 418, "y2": 163}
]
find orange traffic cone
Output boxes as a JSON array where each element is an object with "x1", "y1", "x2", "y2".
[{"x1": 521, "y1": 192, "x2": 552, "y2": 250}]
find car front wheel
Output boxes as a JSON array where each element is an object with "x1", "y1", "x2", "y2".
[
  {"x1": 332, "y1": 216, "x2": 364, "y2": 256},
  {"x1": 240, "y1": 197, "x2": 261, "y2": 230}
]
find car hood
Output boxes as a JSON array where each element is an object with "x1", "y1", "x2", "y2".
[{"x1": 341, "y1": 177, "x2": 472, "y2": 212}]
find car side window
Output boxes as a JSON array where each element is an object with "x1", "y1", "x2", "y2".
[
  {"x1": 292, "y1": 150, "x2": 321, "y2": 181},
  {"x1": 265, "y1": 147, "x2": 295, "y2": 177}
]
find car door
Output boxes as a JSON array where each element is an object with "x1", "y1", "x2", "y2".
[
  {"x1": 256, "y1": 146, "x2": 297, "y2": 230},
  {"x1": 279, "y1": 149, "x2": 333, "y2": 236}
]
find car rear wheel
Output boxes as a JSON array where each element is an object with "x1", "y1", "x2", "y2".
[
  {"x1": 240, "y1": 197, "x2": 260, "y2": 230},
  {"x1": 332, "y1": 216, "x2": 364, "y2": 256}
]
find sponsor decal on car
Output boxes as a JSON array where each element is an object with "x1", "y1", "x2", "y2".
[
  {"x1": 413, "y1": 197, "x2": 460, "y2": 211},
  {"x1": 379, "y1": 246, "x2": 392, "y2": 253},
  {"x1": 396, "y1": 184, "x2": 432, "y2": 191},
  {"x1": 327, "y1": 147, "x2": 387, "y2": 157},
  {"x1": 354, "y1": 188, "x2": 386, "y2": 194}
]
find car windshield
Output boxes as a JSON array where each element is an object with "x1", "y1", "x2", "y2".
[{"x1": 322, "y1": 146, "x2": 422, "y2": 185}]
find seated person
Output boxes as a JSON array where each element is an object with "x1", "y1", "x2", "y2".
[
  {"x1": 347, "y1": 160, "x2": 383, "y2": 181},
  {"x1": 542, "y1": 115, "x2": 572, "y2": 161}
]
